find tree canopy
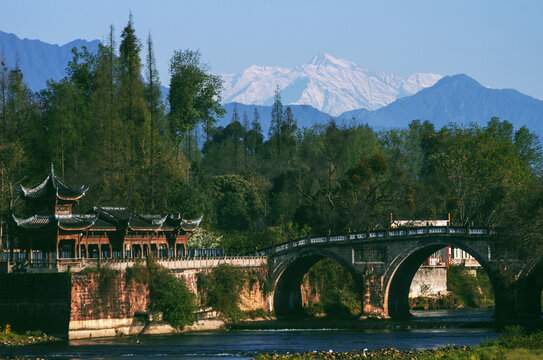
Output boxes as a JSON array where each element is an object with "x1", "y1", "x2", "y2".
[{"x1": 1, "y1": 17, "x2": 542, "y2": 259}]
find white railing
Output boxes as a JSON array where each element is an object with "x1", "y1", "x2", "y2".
[
  {"x1": 7, "y1": 256, "x2": 268, "y2": 273},
  {"x1": 268, "y1": 226, "x2": 495, "y2": 254}
]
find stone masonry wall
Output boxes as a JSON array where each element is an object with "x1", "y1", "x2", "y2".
[
  {"x1": 409, "y1": 267, "x2": 447, "y2": 298},
  {"x1": 1, "y1": 266, "x2": 268, "y2": 339},
  {"x1": 0, "y1": 273, "x2": 71, "y2": 336},
  {"x1": 69, "y1": 272, "x2": 149, "y2": 339},
  {"x1": 173, "y1": 267, "x2": 271, "y2": 313},
  {"x1": 70, "y1": 272, "x2": 149, "y2": 321},
  {"x1": 238, "y1": 268, "x2": 272, "y2": 313}
]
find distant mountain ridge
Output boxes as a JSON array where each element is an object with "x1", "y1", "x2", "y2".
[
  {"x1": 1, "y1": 30, "x2": 541, "y2": 139},
  {"x1": 222, "y1": 53, "x2": 442, "y2": 116},
  {"x1": 221, "y1": 74, "x2": 543, "y2": 139},
  {"x1": 339, "y1": 74, "x2": 543, "y2": 135},
  {"x1": 0, "y1": 30, "x2": 100, "y2": 91}
]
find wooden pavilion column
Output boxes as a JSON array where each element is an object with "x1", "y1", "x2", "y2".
[
  {"x1": 140, "y1": 238, "x2": 143, "y2": 258},
  {"x1": 77, "y1": 233, "x2": 81, "y2": 259},
  {"x1": 149, "y1": 232, "x2": 152, "y2": 257},
  {"x1": 56, "y1": 230, "x2": 60, "y2": 261}
]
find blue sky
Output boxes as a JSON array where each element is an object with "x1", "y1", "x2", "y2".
[{"x1": 2, "y1": 0, "x2": 542, "y2": 98}]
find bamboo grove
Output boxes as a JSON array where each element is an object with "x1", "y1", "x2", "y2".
[{"x1": 1, "y1": 17, "x2": 543, "y2": 255}]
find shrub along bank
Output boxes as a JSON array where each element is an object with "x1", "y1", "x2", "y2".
[{"x1": 126, "y1": 261, "x2": 197, "y2": 328}]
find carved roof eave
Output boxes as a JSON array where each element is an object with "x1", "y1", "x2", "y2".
[
  {"x1": 56, "y1": 185, "x2": 90, "y2": 201},
  {"x1": 57, "y1": 214, "x2": 98, "y2": 231},
  {"x1": 18, "y1": 165, "x2": 90, "y2": 201},
  {"x1": 12, "y1": 213, "x2": 49, "y2": 225},
  {"x1": 93, "y1": 206, "x2": 126, "y2": 227},
  {"x1": 12, "y1": 214, "x2": 98, "y2": 231},
  {"x1": 180, "y1": 214, "x2": 203, "y2": 231},
  {"x1": 51, "y1": 171, "x2": 89, "y2": 201},
  {"x1": 18, "y1": 174, "x2": 52, "y2": 198},
  {"x1": 127, "y1": 213, "x2": 165, "y2": 232},
  {"x1": 153, "y1": 215, "x2": 169, "y2": 226}
]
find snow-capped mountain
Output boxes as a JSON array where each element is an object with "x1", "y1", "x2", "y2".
[{"x1": 221, "y1": 54, "x2": 442, "y2": 116}]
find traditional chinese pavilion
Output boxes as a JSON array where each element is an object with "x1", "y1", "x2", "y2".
[{"x1": 10, "y1": 165, "x2": 202, "y2": 264}]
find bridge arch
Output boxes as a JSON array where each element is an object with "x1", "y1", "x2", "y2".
[
  {"x1": 271, "y1": 248, "x2": 363, "y2": 318},
  {"x1": 383, "y1": 239, "x2": 496, "y2": 318}
]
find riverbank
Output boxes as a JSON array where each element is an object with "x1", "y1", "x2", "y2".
[
  {"x1": 230, "y1": 311, "x2": 543, "y2": 331},
  {"x1": 252, "y1": 327, "x2": 543, "y2": 360},
  {"x1": 253, "y1": 346, "x2": 543, "y2": 360},
  {"x1": 0, "y1": 330, "x2": 62, "y2": 347}
]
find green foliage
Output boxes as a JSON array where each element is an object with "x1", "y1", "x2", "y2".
[
  {"x1": 206, "y1": 174, "x2": 265, "y2": 232},
  {"x1": 197, "y1": 264, "x2": 246, "y2": 321},
  {"x1": 409, "y1": 293, "x2": 461, "y2": 310},
  {"x1": 125, "y1": 262, "x2": 196, "y2": 329},
  {"x1": 187, "y1": 228, "x2": 222, "y2": 249},
  {"x1": 146, "y1": 261, "x2": 197, "y2": 329},
  {"x1": 499, "y1": 326, "x2": 543, "y2": 349},
  {"x1": 125, "y1": 263, "x2": 149, "y2": 285},
  {"x1": 411, "y1": 265, "x2": 495, "y2": 310},
  {"x1": 168, "y1": 48, "x2": 224, "y2": 163},
  {"x1": 303, "y1": 259, "x2": 361, "y2": 317},
  {"x1": 447, "y1": 265, "x2": 494, "y2": 308},
  {"x1": 0, "y1": 328, "x2": 61, "y2": 346},
  {"x1": 2, "y1": 17, "x2": 543, "y2": 266}
]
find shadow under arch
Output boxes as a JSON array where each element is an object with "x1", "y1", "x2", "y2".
[
  {"x1": 272, "y1": 248, "x2": 363, "y2": 318},
  {"x1": 384, "y1": 240, "x2": 497, "y2": 319}
]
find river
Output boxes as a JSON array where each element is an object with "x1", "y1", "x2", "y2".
[{"x1": 0, "y1": 310, "x2": 505, "y2": 359}]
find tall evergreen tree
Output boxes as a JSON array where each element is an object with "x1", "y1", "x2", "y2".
[
  {"x1": 92, "y1": 25, "x2": 118, "y2": 191},
  {"x1": 144, "y1": 32, "x2": 164, "y2": 210},
  {"x1": 269, "y1": 86, "x2": 284, "y2": 160},
  {"x1": 242, "y1": 111, "x2": 249, "y2": 167},
  {"x1": 246, "y1": 107, "x2": 263, "y2": 156},
  {"x1": 118, "y1": 14, "x2": 149, "y2": 210}
]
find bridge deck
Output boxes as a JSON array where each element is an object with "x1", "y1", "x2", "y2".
[{"x1": 263, "y1": 227, "x2": 496, "y2": 255}]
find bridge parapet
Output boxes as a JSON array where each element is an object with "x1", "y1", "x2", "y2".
[
  {"x1": 87, "y1": 256, "x2": 268, "y2": 271},
  {"x1": 4, "y1": 256, "x2": 269, "y2": 273},
  {"x1": 264, "y1": 226, "x2": 496, "y2": 255}
]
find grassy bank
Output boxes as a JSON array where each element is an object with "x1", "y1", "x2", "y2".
[
  {"x1": 0, "y1": 327, "x2": 61, "y2": 347},
  {"x1": 253, "y1": 326, "x2": 543, "y2": 360}
]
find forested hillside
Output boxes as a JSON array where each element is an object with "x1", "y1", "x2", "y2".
[{"x1": 1, "y1": 18, "x2": 543, "y2": 255}]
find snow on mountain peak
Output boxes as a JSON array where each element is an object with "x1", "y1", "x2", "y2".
[
  {"x1": 221, "y1": 55, "x2": 442, "y2": 116},
  {"x1": 308, "y1": 53, "x2": 355, "y2": 68}
]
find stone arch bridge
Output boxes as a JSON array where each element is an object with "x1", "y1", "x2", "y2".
[{"x1": 265, "y1": 227, "x2": 543, "y2": 319}]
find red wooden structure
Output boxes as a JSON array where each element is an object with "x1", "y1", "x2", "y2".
[{"x1": 10, "y1": 165, "x2": 202, "y2": 264}]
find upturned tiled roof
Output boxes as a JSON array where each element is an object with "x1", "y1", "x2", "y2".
[
  {"x1": 18, "y1": 164, "x2": 89, "y2": 202},
  {"x1": 12, "y1": 214, "x2": 97, "y2": 231}
]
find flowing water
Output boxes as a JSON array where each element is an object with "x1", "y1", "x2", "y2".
[{"x1": 0, "y1": 310, "x2": 504, "y2": 359}]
